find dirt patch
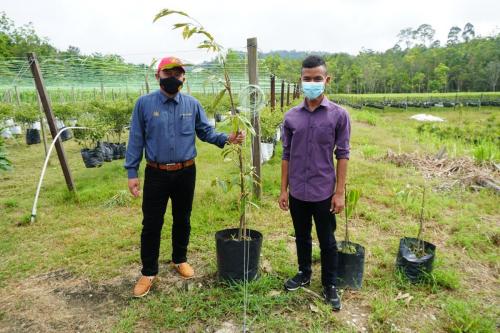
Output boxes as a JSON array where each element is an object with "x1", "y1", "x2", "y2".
[
  {"x1": 336, "y1": 291, "x2": 371, "y2": 332},
  {"x1": 383, "y1": 149, "x2": 500, "y2": 193},
  {"x1": 0, "y1": 268, "x2": 136, "y2": 333},
  {"x1": 0, "y1": 262, "x2": 216, "y2": 333}
]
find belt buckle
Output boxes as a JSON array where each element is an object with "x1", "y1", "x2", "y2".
[{"x1": 165, "y1": 163, "x2": 176, "y2": 167}]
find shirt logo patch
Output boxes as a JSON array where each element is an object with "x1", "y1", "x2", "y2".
[
  {"x1": 181, "y1": 113, "x2": 192, "y2": 118},
  {"x1": 153, "y1": 111, "x2": 160, "y2": 117}
]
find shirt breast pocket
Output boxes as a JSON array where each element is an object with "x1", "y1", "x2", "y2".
[
  {"x1": 314, "y1": 125, "x2": 333, "y2": 145},
  {"x1": 180, "y1": 113, "x2": 194, "y2": 134}
]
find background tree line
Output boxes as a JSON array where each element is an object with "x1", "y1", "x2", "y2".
[
  {"x1": 263, "y1": 23, "x2": 499, "y2": 93},
  {"x1": 1, "y1": 12, "x2": 499, "y2": 93}
]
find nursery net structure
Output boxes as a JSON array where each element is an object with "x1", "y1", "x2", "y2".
[{"x1": 0, "y1": 52, "x2": 280, "y2": 103}]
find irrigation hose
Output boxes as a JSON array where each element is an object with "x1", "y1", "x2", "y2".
[{"x1": 30, "y1": 126, "x2": 92, "y2": 223}]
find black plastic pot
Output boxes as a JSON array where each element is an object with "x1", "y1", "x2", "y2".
[
  {"x1": 81, "y1": 147, "x2": 104, "y2": 168},
  {"x1": 337, "y1": 241, "x2": 365, "y2": 289},
  {"x1": 112, "y1": 142, "x2": 126, "y2": 160},
  {"x1": 215, "y1": 228, "x2": 263, "y2": 282},
  {"x1": 26, "y1": 129, "x2": 41, "y2": 145},
  {"x1": 99, "y1": 142, "x2": 113, "y2": 162},
  {"x1": 58, "y1": 127, "x2": 73, "y2": 142},
  {"x1": 396, "y1": 237, "x2": 436, "y2": 283}
]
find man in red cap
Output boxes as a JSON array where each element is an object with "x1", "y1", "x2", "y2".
[{"x1": 125, "y1": 56, "x2": 244, "y2": 297}]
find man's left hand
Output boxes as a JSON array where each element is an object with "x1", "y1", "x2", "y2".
[
  {"x1": 330, "y1": 192, "x2": 345, "y2": 214},
  {"x1": 228, "y1": 131, "x2": 245, "y2": 144}
]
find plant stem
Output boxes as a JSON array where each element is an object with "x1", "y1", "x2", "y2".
[
  {"x1": 220, "y1": 56, "x2": 246, "y2": 240},
  {"x1": 235, "y1": 145, "x2": 245, "y2": 239},
  {"x1": 344, "y1": 183, "x2": 349, "y2": 244},
  {"x1": 416, "y1": 186, "x2": 426, "y2": 254}
]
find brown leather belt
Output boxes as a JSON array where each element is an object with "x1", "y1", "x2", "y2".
[{"x1": 147, "y1": 159, "x2": 195, "y2": 171}]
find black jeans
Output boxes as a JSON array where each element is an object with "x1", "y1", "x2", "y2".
[
  {"x1": 140, "y1": 164, "x2": 196, "y2": 276},
  {"x1": 289, "y1": 194, "x2": 338, "y2": 286}
]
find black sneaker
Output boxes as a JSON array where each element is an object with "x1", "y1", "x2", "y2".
[
  {"x1": 284, "y1": 271, "x2": 311, "y2": 291},
  {"x1": 322, "y1": 285, "x2": 342, "y2": 311}
]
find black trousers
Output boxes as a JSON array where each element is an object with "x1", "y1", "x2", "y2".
[
  {"x1": 289, "y1": 194, "x2": 338, "y2": 286},
  {"x1": 140, "y1": 164, "x2": 196, "y2": 276}
]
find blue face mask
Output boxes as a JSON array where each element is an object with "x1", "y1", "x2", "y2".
[{"x1": 302, "y1": 81, "x2": 325, "y2": 100}]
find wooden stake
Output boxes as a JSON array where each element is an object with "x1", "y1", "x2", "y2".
[
  {"x1": 247, "y1": 37, "x2": 261, "y2": 200},
  {"x1": 270, "y1": 75, "x2": 276, "y2": 112},
  {"x1": 28, "y1": 52, "x2": 74, "y2": 192},
  {"x1": 280, "y1": 80, "x2": 285, "y2": 112},
  {"x1": 286, "y1": 82, "x2": 290, "y2": 106}
]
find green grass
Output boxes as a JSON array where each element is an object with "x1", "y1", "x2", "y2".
[
  {"x1": 0, "y1": 106, "x2": 498, "y2": 332},
  {"x1": 444, "y1": 298, "x2": 497, "y2": 333}
]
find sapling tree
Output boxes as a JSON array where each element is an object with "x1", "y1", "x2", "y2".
[
  {"x1": 340, "y1": 184, "x2": 361, "y2": 254},
  {"x1": 154, "y1": 9, "x2": 258, "y2": 240},
  {"x1": 413, "y1": 185, "x2": 428, "y2": 257}
]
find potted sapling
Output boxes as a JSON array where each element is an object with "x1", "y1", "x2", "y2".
[
  {"x1": 73, "y1": 115, "x2": 108, "y2": 168},
  {"x1": 14, "y1": 104, "x2": 41, "y2": 145},
  {"x1": 259, "y1": 107, "x2": 282, "y2": 164},
  {"x1": 395, "y1": 186, "x2": 436, "y2": 283},
  {"x1": 53, "y1": 103, "x2": 76, "y2": 142},
  {"x1": 96, "y1": 100, "x2": 131, "y2": 160},
  {"x1": 155, "y1": 9, "x2": 263, "y2": 282},
  {"x1": 0, "y1": 103, "x2": 15, "y2": 139},
  {"x1": 337, "y1": 185, "x2": 365, "y2": 289}
]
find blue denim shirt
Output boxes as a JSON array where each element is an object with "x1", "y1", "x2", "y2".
[{"x1": 124, "y1": 90, "x2": 228, "y2": 178}]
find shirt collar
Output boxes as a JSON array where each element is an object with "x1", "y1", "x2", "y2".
[
  {"x1": 157, "y1": 90, "x2": 181, "y2": 104},
  {"x1": 299, "y1": 95, "x2": 329, "y2": 112}
]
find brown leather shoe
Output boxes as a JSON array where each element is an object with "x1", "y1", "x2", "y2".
[
  {"x1": 133, "y1": 276, "x2": 157, "y2": 298},
  {"x1": 173, "y1": 262, "x2": 194, "y2": 279}
]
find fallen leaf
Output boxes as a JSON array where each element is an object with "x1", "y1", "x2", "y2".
[
  {"x1": 267, "y1": 290, "x2": 281, "y2": 297},
  {"x1": 309, "y1": 303, "x2": 320, "y2": 313}
]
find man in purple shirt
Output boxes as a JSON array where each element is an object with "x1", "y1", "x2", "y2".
[{"x1": 279, "y1": 55, "x2": 350, "y2": 311}]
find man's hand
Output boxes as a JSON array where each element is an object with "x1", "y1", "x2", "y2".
[
  {"x1": 228, "y1": 131, "x2": 245, "y2": 144},
  {"x1": 278, "y1": 191, "x2": 289, "y2": 211},
  {"x1": 330, "y1": 192, "x2": 345, "y2": 214},
  {"x1": 128, "y1": 178, "x2": 141, "y2": 197}
]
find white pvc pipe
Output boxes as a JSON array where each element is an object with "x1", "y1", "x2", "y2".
[{"x1": 30, "y1": 126, "x2": 91, "y2": 223}]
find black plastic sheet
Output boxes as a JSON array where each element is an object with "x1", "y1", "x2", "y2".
[{"x1": 396, "y1": 237, "x2": 436, "y2": 283}]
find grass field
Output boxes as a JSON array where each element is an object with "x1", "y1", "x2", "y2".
[{"x1": 0, "y1": 105, "x2": 498, "y2": 332}]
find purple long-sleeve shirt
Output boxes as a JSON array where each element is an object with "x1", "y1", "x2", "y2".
[{"x1": 282, "y1": 96, "x2": 351, "y2": 202}]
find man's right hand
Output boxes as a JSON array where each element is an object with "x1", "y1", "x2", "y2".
[
  {"x1": 278, "y1": 191, "x2": 289, "y2": 211},
  {"x1": 128, "y1": 178, "x2": 141, "y2": 197}
]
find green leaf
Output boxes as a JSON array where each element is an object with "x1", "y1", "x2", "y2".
[
  {"x1": 173, "y1": 23, "x2": 190, "y2": 30},
  {"x1": 186, "y1": 27, "x2": 198, "y2": 38},
  {"x1": 198, "y1": 30, "x2": 214, "y2": 41},
  {"x1": 212, "y1": 88, "x2": 227, "y2": 110},
  {"x1": 247, "y1": 200, "x2": 260, "y2": 209},
  {"x1": 345, "y1": 189, "x2": 361, "y2": 218},
  {"x1": 231, "y1": 116, "x2": 240, "y2": 134},
  {"x1": 221, "y1": 146, "x2": 235, "y2": 158},
  {"x1": 182, "y1": 26, "x2": 190, "y2": 39},
  {"x1": 237, "y1": 114, "x2": 256, "y2": 136},
  {"x1": 153, "y1": 9, "x2": 190, "y2": 23}
]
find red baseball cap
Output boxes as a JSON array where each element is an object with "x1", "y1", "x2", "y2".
[{"x1": 157, "y1": 56, "x2": 188, "y2": 74}]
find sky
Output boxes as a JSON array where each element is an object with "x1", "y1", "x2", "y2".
[{"x1": 2, "y1": 0, "x2": 499, "y2": 65}]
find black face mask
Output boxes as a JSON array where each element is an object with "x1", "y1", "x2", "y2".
[{"x1": 160, "y1": 77, "x2": 183, "y2": 94}]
